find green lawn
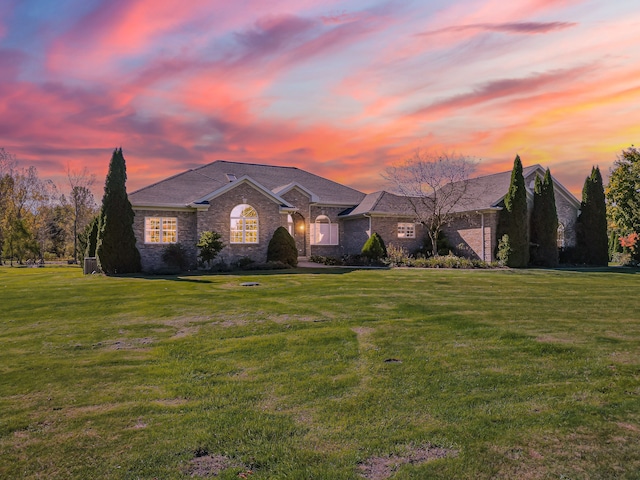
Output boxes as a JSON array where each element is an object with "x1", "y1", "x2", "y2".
[{"x1": 1, "y1": 265, "x2": 639, "y2": 479}]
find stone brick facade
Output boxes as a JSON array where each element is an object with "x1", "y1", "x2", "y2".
[
  {"x1": 133, "y1": 209, "x2": 198, "y2": 272},
  {"x1": 556, "y1": 194, "x2": 578, "y2": 247},
  {"x1": 442, "y1": 211, "x2": 499, "y2": 261},
  {"x1": 370, "y1": 217, "x2": 425, "y2": 255},
  {"x1": 130, "y1": 162, "x2": 580, "y2": 270},
  {"x1": 196, "y1": 182, "x2": 288, "y2": 265}
]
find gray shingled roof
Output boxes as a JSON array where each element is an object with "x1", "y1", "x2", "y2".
[
  {"x1": 130, "y1": 160, "x2": 366, "y2": 207},
  {"x1": 341, "y1": 165, "x2": 565, "y2": 217},
  {"x1": 440, "y1": 164, "x2": 541, "y2": 213},
  {"x1": 341, "y1": 191, "x2": 417, "y2": 217}
]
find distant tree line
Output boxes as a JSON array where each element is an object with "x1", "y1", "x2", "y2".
[
  {"x1": 1, "y1": 145, "x2": 638, "y2": 269},
  {"x1": 0, "y1": 148, "x2": 98, "y2": 266}
]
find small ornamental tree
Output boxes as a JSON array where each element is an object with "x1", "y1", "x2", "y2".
[
  {"x1": 197, "y1": 231, "x2": 225, "y2": 268},
  {"x1": 267, "y1": 226, "x2": 297, "y2": 267},
  {"x1": 577, "y1": 166, "x2": 608, "y2": 265},
  {"x1": 498, "y1": 155, "x2": 529, "y2": 267},
  {"x1": 361, "y1": 232, "x2": 387, "y2": 261},
  {"x1": 529, "y1": 169, "x2": 559, "y2": 267},
  {"x1": 96, "y1": 148, "x2": 141, "y2": 274}
]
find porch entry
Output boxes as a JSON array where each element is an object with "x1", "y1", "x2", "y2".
[{"x1": 289, "y1": 212, "x2": 306, "y2": 256}]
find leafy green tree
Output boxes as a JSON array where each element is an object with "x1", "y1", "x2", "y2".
[
  {"x1": 361, "y1": 232, "x2": 387, "y2": 261},
  {"x1": 0, "y1": 174, "x2": 15, "y2": 263},
  {"x1": 606, "y1": 146, "x2": 640, "y2": 262},
  {"x1": 530, "y1": 169, "x2": 559, "y2": 267},
  {"x1": 577, "y1": 167, "x2": 609, "y2": 265},
  {"x1": 2, "y1": 217, "x2": 38, "y2": 265},
  {"x1": 96, "y1": 148, "x2": 141, "y2": 274},
  {"x1": 197, "y1": 231, "x2": 225, "y2": 268},
  {"x1": 267, "y1": 226, "x2": 297, "y2": 267},
  {"x1": 498, "y1": 155, "x2": 529, "y2": 267}
]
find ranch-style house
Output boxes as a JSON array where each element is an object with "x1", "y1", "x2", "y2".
[{"x1": 129, "y1": 160, "x2": 580, "y2": 271}]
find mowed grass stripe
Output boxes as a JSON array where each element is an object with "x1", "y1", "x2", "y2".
[{"x1": 0, "y1": 266, "x2": 638, "y2": 479}]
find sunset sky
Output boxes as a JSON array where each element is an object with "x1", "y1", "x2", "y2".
[{"x1": 1, "y1": 0, "x2": 639, "y2": 196}]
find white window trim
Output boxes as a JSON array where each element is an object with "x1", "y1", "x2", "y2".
[
  {"x1": 230, "y1": 204, "x2": 259, "y2": 244},
  {"x1": 397, "y1": 222, "x2": 416, "y2": 239},
  {"x1": 144, "y1": 217, "x2": 178, "y2": 244}
]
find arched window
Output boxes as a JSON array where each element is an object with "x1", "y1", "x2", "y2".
[
  {"x1": 310, "y1": 215, "x2": 338, "y2": 245},
  {"x1": 230, "y1": 204, "x2": 258, "y2": 244},
  {"x1": 557, "y1": 223, "x2": 565, "y2": 248}
]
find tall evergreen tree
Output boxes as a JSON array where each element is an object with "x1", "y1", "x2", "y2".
[
  {"x1": 529, "y1": 168, "x2": 559, "y2": 267},
  {"x1": 576, "y1": 166, "x2": 608, "y2": 265},
  {"x1": 498, "y1": 155, "x2": 529, "y2": 267},
  {"x1": 96, "y1": 148, "x2": 141, "y2": 274}
]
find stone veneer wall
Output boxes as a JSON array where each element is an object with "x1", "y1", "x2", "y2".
[
  {"x1": 555, "y1": 194, "x2": 578, "y2": 247},
  {"x1": 133, "y1": 209, "x2": 198, "y2": 272},
  {"x1": 341, "y1": 217, "x2": 370, "y2": 255},
  {"x1": 371, "y1": 217, "x2": 425, "y2": 255},
  {"x1": 442, "y1": 211, "x2": 499, "y2": 261},
  {"x1": 196, "y1": 182, "x2": 288, "y2": 265}
]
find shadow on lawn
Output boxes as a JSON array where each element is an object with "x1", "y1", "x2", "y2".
[
  {"x1": 135, "y1": 265, "x2": 370, "y2": 282},
  {"x1": 553, "y1": 265, "x2": 639, "y2": 275}
]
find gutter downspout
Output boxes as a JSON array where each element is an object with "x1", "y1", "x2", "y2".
[
  {"x1": 364, "y1": 214, "x2": 372, "y2": 237},
  {"x1": 481, "y1": 212, "x2": 485, "y2": 261}
]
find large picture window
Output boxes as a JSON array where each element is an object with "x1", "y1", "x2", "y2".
[
  {"x1": 230, "y1": 204, "x2": 259, "y2": 244},
  {"x1": 310, "y1": 215, "x2": 338, "y2": 245},
  {"x1": 397, "y1": 223, "x2": 416, "y2": 239},
  {"x1": 145, "y1": 217, "x2": 177, "y2": 243}
]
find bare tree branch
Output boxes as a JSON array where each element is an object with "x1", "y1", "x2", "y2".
[
  {"x1": 382, "y1": 150, "x2": 478, "y2": 256},
  {"x1": 67, "y1": 164, "x2": 97, "y2": 262}
]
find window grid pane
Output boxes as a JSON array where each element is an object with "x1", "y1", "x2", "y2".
[
  {"x1": 146, "y1": 217, "x2": 161, "y2": 243},
  {"x1": 230, "y1": 205, "x2": 259, "y2": 244},
  {"x1": 145, "y1": 217, "x2": 177, "y2": 243},
  {"x1": 397, "y1": 223, "x2": 415, "y2": 239}
]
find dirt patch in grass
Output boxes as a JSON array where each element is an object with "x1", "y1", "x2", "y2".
[
  {"x1": 185, "y1": 453, "x2": 244, "y2": 477},
  {"x1": 617, "y1": 422, "x2": 640, "y2": 432},
  {"x1": 535, "y1": 334, "x2": 574, "y2": 344},
  {"x1": 172, "y1": 326, "x2": 200, "y2": 338},
  {"x1": 90, "y1": 337, "x2": 155, "y2": 350},
  {"x1": 358, "y1": 444, "x2": 457, "y2": 479}
]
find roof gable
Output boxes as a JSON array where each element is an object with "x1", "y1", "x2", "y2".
[
  {"x1": 192, "y1": 176, "x2": 294, "y2": 208},
  {"x1": 129, "y1": 160, "x2": 365, "y2": 208},
  {"x1": 272, "y1": 182, "x2": 320, "y2": 202}
]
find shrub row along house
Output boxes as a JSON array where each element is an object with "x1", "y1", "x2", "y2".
[{"x1": 129, "y1": 160, "x2": 580, "y2": 271}]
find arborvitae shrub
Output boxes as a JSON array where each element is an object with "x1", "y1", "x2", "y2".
[
  {"x1": 267, "y1": 226, "x2": 297, "y2": 267},
  {"x1": 498, "y1": 155, "x2": 529, "y2": 267},
  {"x1": 82, "y1": 215, "x2": 99, "y2": 259},
  {"x1": 361, "y1": 232, "x2": 387, "y2": 260},
  {"x1": 576, "y1": 167, "x2": 608, "y2": 266},
  {"x1": 497, "y1": 234, "x2": 512, "y2": 266},
  {"x1": 96, "y1": 148, "x2": 141, "y2": 274},
  {"x1": 530, "y1": 169, "x2": 559, "y2": 267}
]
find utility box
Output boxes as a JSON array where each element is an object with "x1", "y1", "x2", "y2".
[{"x1": 83, "y1": 257, "x2": 98, "y2": 275}]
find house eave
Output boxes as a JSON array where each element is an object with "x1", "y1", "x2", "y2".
[{"x1": 132, "y1": 203, "x2": 196, "y2": 212}]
